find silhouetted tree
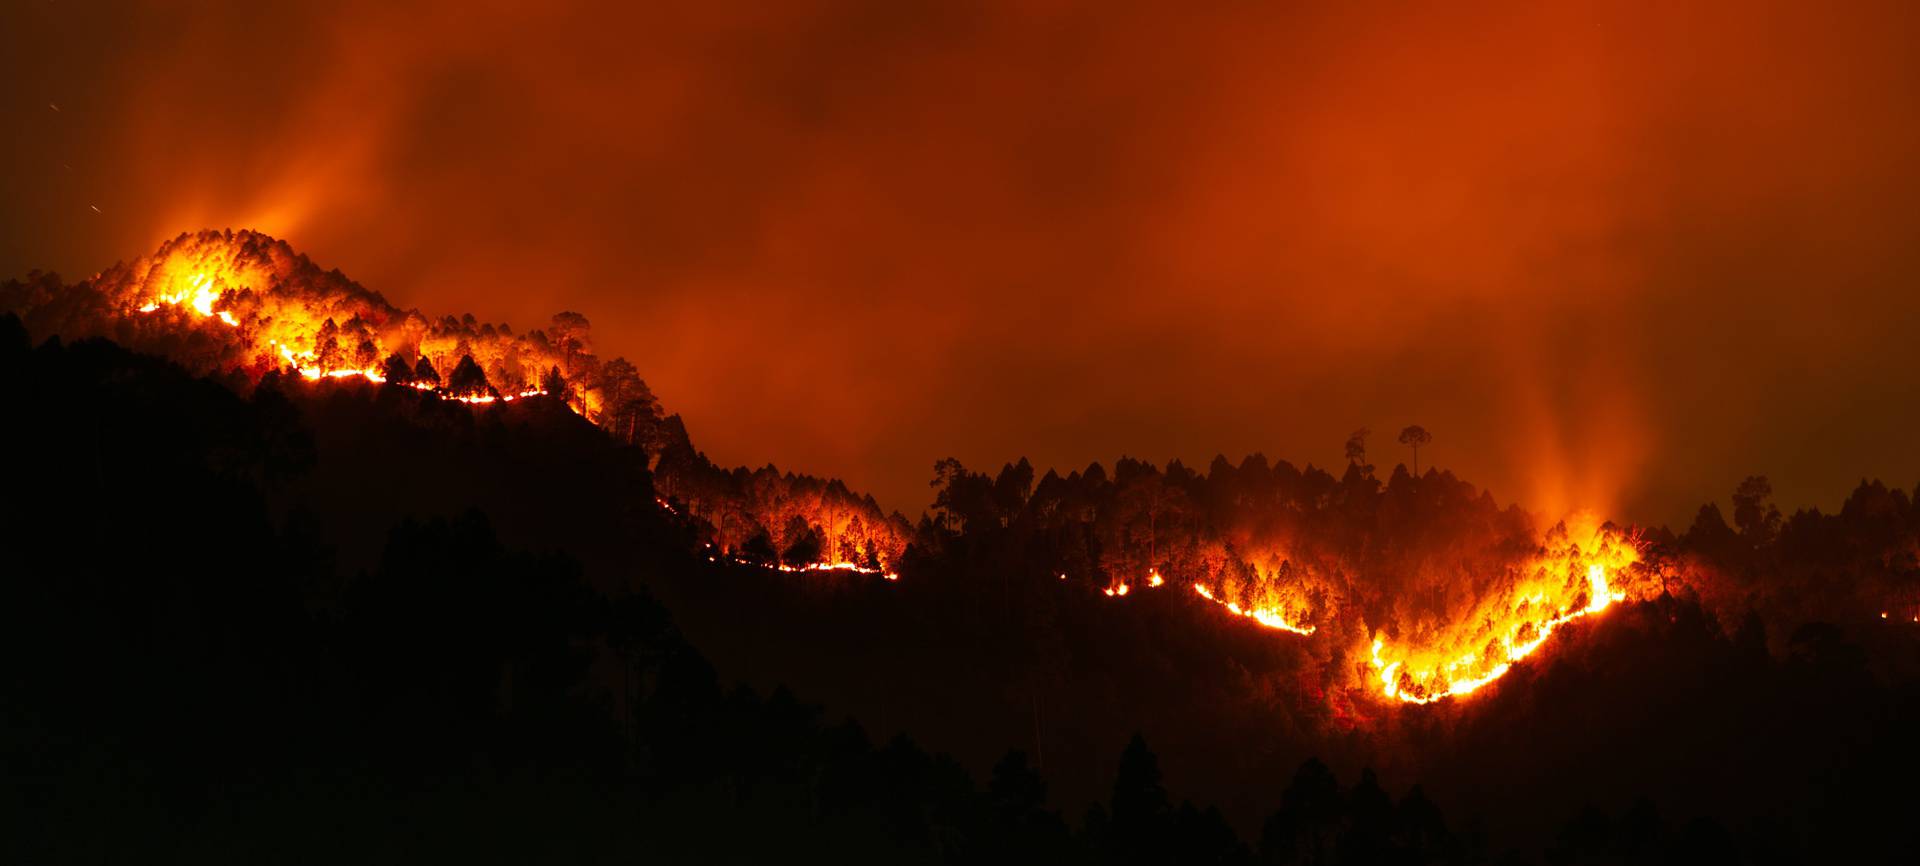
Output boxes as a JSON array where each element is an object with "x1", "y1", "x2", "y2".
[
  {"x1": 984, "y1": 750, "x2": 1069, "y2": 859},
  {"x1": 549, "y1": 311, "x2": 591, "y2": 375},
  {"x1": 781, "y1": 517, "x2": 823, "y2": 565},
  {"x1": 1108, "y1": 734, "x2": 1174, "y2": 865},
  {"x1": 540, "y1": 365, "x2": 569, "y2": 400},
  {"x1": 615, "y1": 392, "x2": 663, "y2": 445},
  {"x1": 1394, "y1": 784, "x2": 1455, "y2": 862},
  {"x1": 1397, "y1": 425, "x2": 1432, "y2": 474},
  {"x1": 931, "y1": 458, "x2": 994, "y2": 532},
  {"x1": 598, "y1": 358, "x2": 661, "y2": 441},
  {"x1": 1115, "y1": 472, "x2": 1189, "y2": 573},
  {"x1": 994, "y1": 458, "x2": 1036, "y2": 526},
  {"x1": 1339, "y1": 769, "x2": 1393, "y2": 865},
  {"x1": 606, "y1": 590, "x2": 673, "y2": 749},
  {"x1": 1732, "y1": 475, "x2": 1781, "y2": 545},
  {"x1": 1173, "y1": 801, "x2": 1247, "y2": 866},
  {"x1": 447, "y1": 354, "x2": 492, "y2": 397},
  {"x1": 991, "y1": 749, "x2": 1048, "y2": 821},
  {"x1": 413, "y1": 355, "x2": 440, "y2": 386},
  {"x1": 1684, "y1": 502, "x2": 1738, "y2": 555},
  {"x1": 739, "y1": 530, "x2": 778, "y2": 566},
  {"x1": 1344, "y1": 428, "x2": 1370, "y2": 467},
  {"x1": 1262, "y1": 758, "x2": 1343, "y2": 866},
  {"x1": 381, "y1": 353, "x2": 414, "y2": 385}
]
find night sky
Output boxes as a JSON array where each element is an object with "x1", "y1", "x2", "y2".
[{"x1": 6, "y1": 0, "x2": 1920, "y2": 526}]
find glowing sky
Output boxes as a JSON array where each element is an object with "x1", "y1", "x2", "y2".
[{"x1": 6, "y1": 1, "x2": 1920, "y2": 525}]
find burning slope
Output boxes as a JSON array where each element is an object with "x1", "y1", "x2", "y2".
[
  {"x1": 1072, "y1": 521, "x2": 1649, "y2": 703},
  {"x1": 1365, "y1": 523, "x2": 1647, "y2": 704},
  {"x1": 138, "y1": 266, "x2": 552, "y2": 402},
  {"x1": 1192, "y1": 583, "x2": 1316, "y2": 636},
  {"x1": 932, "y1": 455, "x2": 1676, "y2": 707},
  {"x1": 12, "y1": 230, "x2": 598, "y2": 405},
  {"x1": 3, "y1": 229, "x2": 911, "y2": 576}
]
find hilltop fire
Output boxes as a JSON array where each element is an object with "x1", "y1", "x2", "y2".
[
  {"x1": 5, "y1": 230, "x2": 912, "y2": 580},
  {"x1": 148, "y1": 272, "x2": 581, "y2": 417},
  {"x1": 80, "y1": 233, "x2": 600, "y2": 409}
]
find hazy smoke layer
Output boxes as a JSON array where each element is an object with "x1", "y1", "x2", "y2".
[{"x1": 5, "y1": 1, "x2": 1919, "y2": 523}]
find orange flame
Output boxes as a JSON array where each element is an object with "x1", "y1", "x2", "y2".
[
  {"x1": 703, "y1": 550, "x2": 900, "y2": 582},
  {"x1": 136, "y1": 260, "x2": 567, "y2": 411},
  {"x1": 1192, "y1": 583, "x2": 1316, "y2": 635},
  {"x1": 1366, "y1": 526, "x2": 1642, "y2": 704}
]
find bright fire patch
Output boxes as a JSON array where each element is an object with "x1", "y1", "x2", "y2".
[{"x1": 1366, "y1": 527, "x2": 1640, "y2": 704}]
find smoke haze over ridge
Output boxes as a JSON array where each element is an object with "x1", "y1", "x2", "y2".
[{"x1": 7, "y1": 0, "x2": 1920, "y2": 525}]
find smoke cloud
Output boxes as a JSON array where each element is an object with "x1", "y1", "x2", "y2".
[{"x1": 5, "y1": 1, "x2": 1919, "y2": 524}]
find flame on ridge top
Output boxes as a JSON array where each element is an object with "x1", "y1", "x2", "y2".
[{"x1": 130, "y1": 256, "x2": 567, "y2": 407}]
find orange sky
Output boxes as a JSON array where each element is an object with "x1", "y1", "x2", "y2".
[{"x1": 6, "y1": 1, "x2": 1920, "y2": 526}]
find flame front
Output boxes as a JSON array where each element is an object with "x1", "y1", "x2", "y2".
[
  {"x1": 1365, "y1": 527, "x2": 1641, "y2": 704},
  {"x1": 704, "y1": 550, "x2": 900, "y2": 582},
  {"x1": 1192, "y1": 583, "x2": 1315, "y2": 635},
  {"x1": 119, "y1": 244, "x2": 583, "y2": 419}
]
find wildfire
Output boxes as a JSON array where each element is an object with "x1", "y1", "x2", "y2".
[
  {"x1": 777, "y1": 561, "x2": 901, "y2": 581},
  {"x1": 1080, "y1": 566, "x2": 1317, "y2": 634},
  {"x1": 1366, "y1": 527, "x2": 1641, "y2": 704},
  {"x1": 1192, "y1": 584, "x2": 1317, "y2": 635},
  {"x1": 66, "y1": 231, "x2": 1675, "y2": 712},
  {"x1": 139, "y1": 271, "x2": 237, "y2": 324},
  {"x1": 669, "y1": 491, "x2": 900, "y2": 580},
  {"x1": 21, "y1": 229, "x2": 914, "y2": 607},
  {"x1": 135, "y1": 265, "x2": 563, "y2": 410},
  {"x1": 704, "y1": 550, "x2": 899, "y2": 581}
]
